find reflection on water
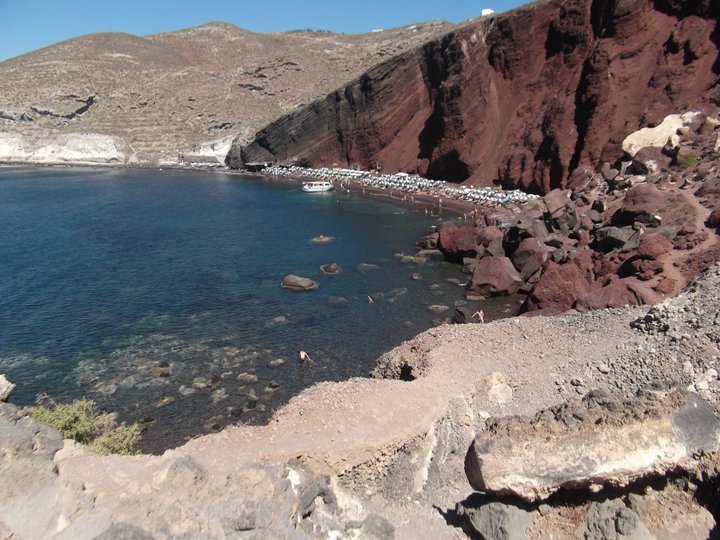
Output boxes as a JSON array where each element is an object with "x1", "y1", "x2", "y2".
[{"x1": 0, "y1": 167, "x2": 513, "y2": 452}]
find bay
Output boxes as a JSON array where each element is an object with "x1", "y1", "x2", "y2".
[{"x1": 0, "y1": 167, "x2": 511, "y2": 451}]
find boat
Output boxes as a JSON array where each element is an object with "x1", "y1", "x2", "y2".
[{"x1": 302, "y1": 180, "x2": 334, "y2": 192}]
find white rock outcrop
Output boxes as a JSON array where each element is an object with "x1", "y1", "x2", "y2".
[
  {"x1": 622, "y1": 111, "x2": 701, "y2": 157},
  {"x1": 0, "y1": 131, "x2": 135, "y2": 164},
  {"x1": 0, "y1": 375, "x2": 15, "y2": 402}
]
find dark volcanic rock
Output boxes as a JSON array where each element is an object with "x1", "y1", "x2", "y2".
[
  {"x1": 228, "y1": 0, "x2": 720, "y2": 193},
  {"x1": 593, "y1": 226, "x2": 636, "y2": 252}
]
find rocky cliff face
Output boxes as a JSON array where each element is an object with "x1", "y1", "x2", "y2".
[{"x1": 230, "y1": 0, "x2": 720, "y2": 193}]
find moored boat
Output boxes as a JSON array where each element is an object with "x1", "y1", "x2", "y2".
[{"x1": 302, "y1": 180, "x2": 333, "y2": 192}]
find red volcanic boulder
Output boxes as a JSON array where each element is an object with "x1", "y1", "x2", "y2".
[
  {"x1": 524, "y1": 260, "x2": 591, "y2": 312},
  {"x1": 511, "y1": 238, "x2": 551, "y2": 279},
  {"x1": 572, "y1": 249, "x2": 596, "y2": 282},
  {"x1": 437, "y1": 222, "x2": 479, "y2": 261},
  {"x1": 477, "y1": 226, "x2": 504, "y2": 247},
  {"x1": 637, "y1": 233, "x2": 673, "y2": 259},
  {"x1": 470, "y1": 257, "x2": 523, "y2": 296},
  {"x1": 611, "y1": 184, "x2": 664, "y2": 226},
  {"x1": 574, "y1": 277, "x2": 642, "y2": 311}
]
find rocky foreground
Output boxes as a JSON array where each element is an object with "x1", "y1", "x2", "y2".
[{"x1": 2, "y1": 253, "x2": 720, "y2": 538}]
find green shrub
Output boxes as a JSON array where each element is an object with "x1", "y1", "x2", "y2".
[
  {"x1": 30, "y1": 398, "x2": 141, "y2": 454},
  {"x1": 91, "y1": 423, "x2": 142, "y2": 455},
  {"x1": 30, "y1": 398, "x2": 97, "y2": 443}
]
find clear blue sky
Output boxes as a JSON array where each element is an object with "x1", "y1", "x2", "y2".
[{"x1": 0, "y1": 0, "x2": 529, "y2": 62}]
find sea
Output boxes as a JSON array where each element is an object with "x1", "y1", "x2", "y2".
[{"x1": 0, "y1": 166, "x2": 517, "y2": 452}]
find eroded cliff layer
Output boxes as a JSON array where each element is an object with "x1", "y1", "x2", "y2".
[{"x1": 230, "y1": 0, "x2": 720, "y2": 193}]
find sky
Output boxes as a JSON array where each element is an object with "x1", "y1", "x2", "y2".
[{"x1": 0, "y1": 0, "x2": 529, "y2": 62}]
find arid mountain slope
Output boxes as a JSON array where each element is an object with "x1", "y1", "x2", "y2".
[
  {"x1": 231, "y1": 0, "x2": 720, "y2": 193},
  {"x1": 0, "y1": 21, "x2": 451, "y2": 162}
]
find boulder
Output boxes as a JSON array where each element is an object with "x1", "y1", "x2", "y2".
[
  {"x1": 437, "y1": 222, "x2": 479, "y2": 262},
  {"x1": 470, "y1": 257, "x2": 523, "y2": 296},
  {"x1": 601, "y1": 162, "x2": 619, "y2": 181},
  {"x1": 280, "y1": 275, "x2": 318, "y2": 291},
  {"x1": 611, "y1": 184, "x2": 664, "y2": 226},
  {"x1": 543, "y1": 189, "x2": 572, "y2": 217},
  {"x1": 320, "y1": 262, "x2": 341, "y2": 275},
  {"x1": 452, "y1": 306, "x2": 474, "y2": 324},
  {"x1": 458, "y1": 502, "x2": 532, "y2": 540},
  {"x1": 579, "y1": 502, "x2": 654, "y2": 540},
  {"x1": 593, "y1": 226, "x2": 636, "y2": 252},
  {"x1": 622, "y1": 112, "x2": 700, "y2": 157},
  {"x1": 511, "y1": 238, "x2": 550, "y2": 279},
  {"x1": 485, "y1": 238, "x2": 507, "y2": 258},
  {"x1": 416, "y1": 232, "x2": 439, "y2": 249},
  {"x1": 465, "y1": 390, "x2": 720, "y2": 502},
  {"x1": 584, "y1": 208, "x2": 604, "y2": 224},
  {"x1": 706, "y1": 208, "x2": 720, "y2": 229},
  {"x1": 637, "y1": 233, "x2": 673, "y2": 260},
  {"x1": 523, "y1": 260, "x2": 590, "y2": 312},
  {"x1": 0, "y1": 375, "x2": 14, "y2": 402},
  {"x1": 476, "y1": 226, "x2": 504, "y2": 247},
  {"x1": 630, "y1": 146, "x2": 672, "y2": 175},
  {"x1": 574, "y1": 278, "x2": 642, "y2": 311}
]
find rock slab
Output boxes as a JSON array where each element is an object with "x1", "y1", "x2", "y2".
[{"x1": 465, "y1": 391, "x2": 720, "y2": 502}]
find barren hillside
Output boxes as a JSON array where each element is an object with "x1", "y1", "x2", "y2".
[{"x1": 0, "y1": 21, "x2": 452, "y2": 163}]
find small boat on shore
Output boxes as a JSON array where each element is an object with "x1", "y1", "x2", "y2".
[{"x1": 302, "y1": 180, "x2": 333, "y2": 192}]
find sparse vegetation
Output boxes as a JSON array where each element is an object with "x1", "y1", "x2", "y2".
[
  {"x1": 91, "y1": 423, "x2": 143, "y2": 455},
  {"x1": 678, "y1": 154, "x2": 699, "y2": 168},
  {"x1": 30, "y1": 398, "x2": 141, "y2": 455}
]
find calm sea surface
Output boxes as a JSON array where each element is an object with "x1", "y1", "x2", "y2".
[{"x1": 0, "y1": 167, "x2": 514, "y2": 451}]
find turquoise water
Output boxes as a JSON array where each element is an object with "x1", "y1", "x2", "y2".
[{"x1": 0, "y1": 167, "x2": 512, "y2": 451}]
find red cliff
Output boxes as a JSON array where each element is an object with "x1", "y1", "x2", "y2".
[{"x1": 228, "y1": 0, "x2": 720, "y2": 194}]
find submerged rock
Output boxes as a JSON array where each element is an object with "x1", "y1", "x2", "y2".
[{"x1": 357, "y1": 263, "x2": 380, "y2": 272}]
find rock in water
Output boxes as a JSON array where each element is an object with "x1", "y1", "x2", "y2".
[
  {"x1": 320, "y1": 262, "x2": 341, "y2": 275},
  {"x1": 0, "y1": 375, "x2": 14, "y2": 402},
  {"x1": 280, "y1": 274, "x2": 318, "y2": 291},
  {"x1": 465, "y1": 390, "x2": 720, "y2": 502}
]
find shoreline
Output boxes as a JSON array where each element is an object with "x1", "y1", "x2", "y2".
[{"x1": 0, "y1": 160, "x2": 534, "y2": 220}]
